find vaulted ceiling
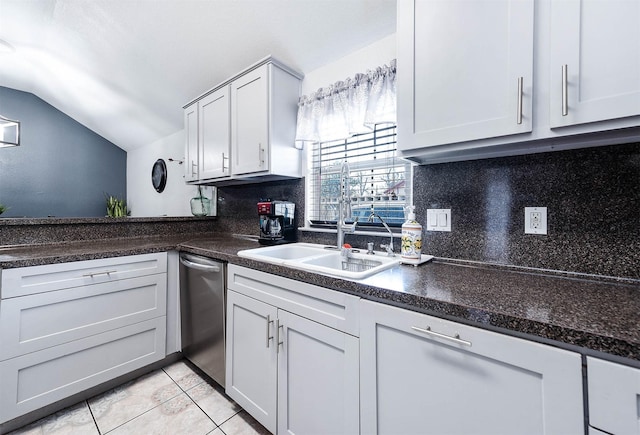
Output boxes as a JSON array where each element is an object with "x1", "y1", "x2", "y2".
[{"x1": 0, "y1": 0, "x2": 396, "y2": 151}]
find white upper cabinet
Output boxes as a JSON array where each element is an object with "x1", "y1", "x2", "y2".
[
  {"x1": 397, "y1": 0, "x2": 534, "y2": 151},
  {"x1": 199, "y1": 86, "x2": 231, "y2": 180},
  {"x1": 184, "y1": 57, "x2": 303, "y2": 185},
  {"x1": 549, "y1": 0, "x2": 640, "y2": 128},
  {"x1": 184, "y1": 103, "x2": 199, "y2": 182},
  {"x1": 231, "y1": 65, "x2": 269, "y2": 176},
  {"x1": 398, "y1": 0, "x2": 640, "y2": 163},
  {"x1": 230, "y1": 62, "x2": 304, "y2": 180}
]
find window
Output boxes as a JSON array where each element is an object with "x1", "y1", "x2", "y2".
[
  {"x1": 295, "y1": 60, "x2": 408, "y2": 227},
  {"x1": 307, "y1": 124, "x2": 412, "y2": 227}
]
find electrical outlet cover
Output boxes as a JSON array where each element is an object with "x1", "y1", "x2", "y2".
[{"x1": 525, "y1": 207, "x2": 547, "y2": 234}]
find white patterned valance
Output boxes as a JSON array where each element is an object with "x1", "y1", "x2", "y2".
[{"x1": 294, "y1": 59, "x2": 396, "y2": 147}]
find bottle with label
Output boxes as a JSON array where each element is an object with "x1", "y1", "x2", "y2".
[{"x1": 401, "y1": 205, "x2": 423, "y2": 259}]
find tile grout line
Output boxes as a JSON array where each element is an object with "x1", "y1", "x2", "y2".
[
  {"x1": 93, "y1": 369, "x2": 188, "y2": 435},
  {"x1": 85, "y1": 399, "x2": 103, "y2": 435},
  {"x1": 161, "y1": 363, "x2": 246, "y2": 433},
  {"x1": 99, "y1": 399, "x2": 178, "y2": 435},
  {"x1": 162, "y1": 366, "x2": 222, "y2": 431}
]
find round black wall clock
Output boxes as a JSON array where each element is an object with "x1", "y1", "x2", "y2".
[{"x1": 152, "y1": 159, "x2": 167, "y2": 193}]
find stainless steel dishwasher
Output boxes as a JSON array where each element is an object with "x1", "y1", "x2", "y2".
[{"x1": 179, "y1": 253, "x2": 226, "y2": 388}]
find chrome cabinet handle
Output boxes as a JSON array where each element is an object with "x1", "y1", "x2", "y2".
[
  {"x1": 411, "y1": 326, "x2": 472, "y2": 347},
  {"x1": 191, "y1": 161, "x2": 198, "y2": 177},
  {"x1": 562, "y1": 64, "x2": 568, "y2": 116},
  {"x1": 276, "y1": 319, "x2": 284, "y2": 353},
  {"x1": 266, "y1": 315, "x2": 274, "y2": 348},
  {"x1": 222, "y1": 152, "x2": 229, "y2": 172},
  {"x1": 82, "y1": 270, "x2": 117, "y2": 278},
  {"x1": 517, "y1": 77, "x2": 523, "y2": 125},
  {"x1": 259, "y1": 143, "x2": 265, "y2": 167}
]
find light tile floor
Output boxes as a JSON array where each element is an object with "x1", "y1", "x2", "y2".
[{"x1": 8, "y1": 360, "x2": 271, "y2": 435}]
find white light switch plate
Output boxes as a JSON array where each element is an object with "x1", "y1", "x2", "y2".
[{"x1": 427, "y1": 209, "x2": 451, "y2": 232}]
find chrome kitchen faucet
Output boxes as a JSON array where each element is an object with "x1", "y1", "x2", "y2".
[{"x1": 336, "y1": 161, "x2": 357, "y2": 249}]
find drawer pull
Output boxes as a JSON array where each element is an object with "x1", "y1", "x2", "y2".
[
  {"x1": 82, "y1": 270, "x2": 117, "y2": 278},
  {"x1": 411, "y1": 326, "x2": 472, "y2": 347}
]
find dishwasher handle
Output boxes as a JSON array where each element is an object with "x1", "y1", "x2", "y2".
[{"x1": 180, "y1": 254, "x2": 222, "y2": 273}]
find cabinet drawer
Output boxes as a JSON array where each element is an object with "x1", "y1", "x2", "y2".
[
  {"x1": 0, "y1": 274, "x2": 167, "y2": 360},
  {"x1": 1, "y1": 253, "x2": 167, "y2": 299},
  {"x1": 0, "y1": 317, "x2": 166, "y2": 424},
  {"x1": 227, "y1": 265, "x2": 360, "y2": 336}
]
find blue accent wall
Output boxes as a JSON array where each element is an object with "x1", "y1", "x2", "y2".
[{"x1": 0, "y1": 87, "x2": 126, "y2": 217}]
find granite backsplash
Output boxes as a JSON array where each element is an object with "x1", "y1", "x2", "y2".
[
  {"x1": 412, "y1": 142, "x2": 639, "y2": 279},
  {"x1": 214, "y1": 142, "x2": 639, "y2": 279},
  {"x1": 215, "y1": 178, "x2": 306, "y2": 237},
  {"x1": 2, "y1": 142, "x2": 637, "y2": 280}
]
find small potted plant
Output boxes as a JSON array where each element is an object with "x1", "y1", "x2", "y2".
[
  {"x1": 0, "y1": 203, "x2": 7, "y2": 216},
  {"x1": 105, "y1": 195, "x2": 129, "y2": 218}
]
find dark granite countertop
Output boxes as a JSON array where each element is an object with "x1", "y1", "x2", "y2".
[{"x1": 1, "y1": 236, "x2": 639, "y2": 365}]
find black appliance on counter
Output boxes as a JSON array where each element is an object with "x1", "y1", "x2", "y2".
[{"x1": 258, "y1": 200, "x2": 296, "y2": 245}]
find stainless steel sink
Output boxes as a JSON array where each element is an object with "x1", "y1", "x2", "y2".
[
  {"x1": 301, "y1": 255, "x2": 383, "y2": 272},
  {"x1": 237, "y1": 243, "x2": 402, "y2": 280}
]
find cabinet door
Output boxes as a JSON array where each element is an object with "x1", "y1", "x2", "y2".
[
  {"x1": 225, "y1": 290, "x2": 277, "y2": 434},
  {"x1": 549, "y1": 0, "x2": 640, "y2": 128},
  {"x1": 199, "y1": 86, "x2": 231, "y2": 180},
  {"x1": 231, "y1": 64, "x2": 269, "y2": 175},
  {"x1": 587, "y1": 357, "x2": 640, "y2": 435},
  {"x1": 397, "y1": 0, "x2": 534, "y2": 151},
  {"x1": 360, "y1": 300, "x2": 584, "y2": 435},
  {"x1": 277, "y1": 310, "x2": 359, "y2": 435},
  {"x1": 184, "y1": 102, "x2": 199, "y2": 182}
]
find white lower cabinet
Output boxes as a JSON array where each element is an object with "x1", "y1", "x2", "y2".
[
  {"x1": 360, "y1": 300, "x2": 584, "y2": 435},
  {"x1": 225, "y1": 265, "x2": 360, "y2": 435},
  {"x1": 0, "y1": 274, "x2": 166, "y2": 360},
  {"x1": 226, "y1": 290, "x2": 278, "y2": 430},
  {"x1": 0, "y1": 253, "x2": 168, "y2": 424},
  {"x1": 587, "y1": 357, "x2": 640, "y2": 435},
  {"x1": 0, "y1": 318, "x2": 166, "y2": 423},
  {"x1": 276, "y1": 309, "x2": 359, "y2": 435}
]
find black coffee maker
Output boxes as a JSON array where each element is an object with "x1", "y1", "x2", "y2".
[{"x1": 258, "y1": 200, "x2": 296, "y2": 245}]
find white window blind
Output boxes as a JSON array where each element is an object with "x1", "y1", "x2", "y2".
[{"x1": 308, "y1": 124, "x2": 411, "y2": 226}]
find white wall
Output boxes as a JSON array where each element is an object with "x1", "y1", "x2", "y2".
[
  {"x1": 301, "y1": 33, "x2": 396, "y2": 95},
  {"x1": 125, "y1": 33, "x2": 396, "y2": 217},
  {"x1": 126, "y1": 130, "x2": 214, "y2": 217}
]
